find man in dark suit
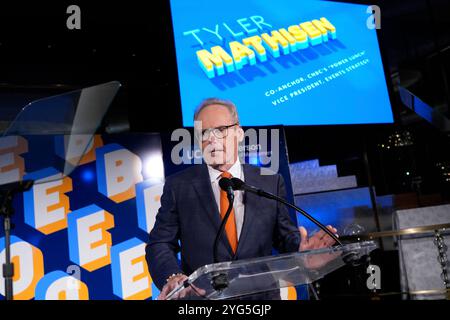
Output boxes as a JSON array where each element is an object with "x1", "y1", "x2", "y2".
[{"x1": 146, "y1": 98, "x2": 337, "y2": 299}]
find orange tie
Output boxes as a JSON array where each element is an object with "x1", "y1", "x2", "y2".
[{"x1": 220, "y1": 171, "x2": 238, "y2": 254}]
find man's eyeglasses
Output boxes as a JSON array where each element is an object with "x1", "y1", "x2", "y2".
[{"x1": 197, "y1": 123, "x2": 239, "y2": 141}]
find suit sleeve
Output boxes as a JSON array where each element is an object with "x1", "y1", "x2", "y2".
[
  {"x1": 145, "y1": 178, "x2": 183, "y2": 290},
  {"x1": 272, "y1": 174, "x2": 301, "y2": 253}
]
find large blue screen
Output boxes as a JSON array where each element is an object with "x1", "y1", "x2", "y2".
[{"x1": 169, "y1": 0, "x2": 394, "y2": 126}]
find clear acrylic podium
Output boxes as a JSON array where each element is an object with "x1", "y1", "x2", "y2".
[{"x1": 167, "y1": 241, "x2": 377, "y2": 300}]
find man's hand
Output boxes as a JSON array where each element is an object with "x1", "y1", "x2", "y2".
[
  {"x1": 158, "y1": 274, "x2": 188, "y2": 300},
  {"x1": 158, "y1": 275, "x2": 207, "y2": 300},
  {"x1": 299, "y1": 225, "x2": 338, "y2": 251}
]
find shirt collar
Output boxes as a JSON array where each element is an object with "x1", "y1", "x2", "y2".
[{"x1": 207, "y1": 158, "x2": 242, "y2": 183}]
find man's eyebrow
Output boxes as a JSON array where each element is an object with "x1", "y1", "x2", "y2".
[
  {"x1": 200, "y1": 122, "x2": 236, "y2": 132},
  {"x1": 202, "y1": 125, "x2": 224, "y2": 130}
]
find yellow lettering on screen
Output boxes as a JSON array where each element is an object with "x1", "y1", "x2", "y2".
[
  {"x1": 229, "y1": 41, "x2": 256, "y2": 69},
  {"x1": 196, "y1": 47, "x2": 232, "y2": 70},
  {"x1": 313, "y1": 17, "x2": 337, "y2": 39},
  {"x1": 211, "y1": 47, "x2": 233, "y2": 66},
  {"x1": 242, "y1": 35, "x2": 267, "y2": 61},
  {"x1": 279, "y1": 28, "x2": 298, "y2": 51},
  {"x1": 288, "y1": 25, "x2": 308, "y2": 42},
  {"x1": 193, "y1": 17, "x2": 337, "y2": 77},
  {"x1": 261, "y1": 30, "x2": 290, "y2": 56},
  {"x1": 300, "y1": 22, "x2": 321, "y2": 39},
  {"x1": 196, "y1": 46, "x2": 235, "y2": 77}
]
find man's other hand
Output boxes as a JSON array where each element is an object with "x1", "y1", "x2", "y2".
[
  {"x1": 299, "y1": 225, "x2": 338, "y2": 251},
  {"x1": 158, "y1": 274, "x2": 188, "y2": 300}
]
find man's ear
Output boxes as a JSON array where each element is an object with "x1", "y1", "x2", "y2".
[
  {"x1": 237, "y1": 126, "x2": 245, "y2": 143},
  {"x1": 193, "y1": 120, "x2": 204, "y2": 147}
]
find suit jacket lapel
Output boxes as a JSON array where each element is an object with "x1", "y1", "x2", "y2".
[
  {"x1": 192, "y1": 164, "x2": 234, "y2": 257},
  {"x1": 235, "y1": 164, "x2": 261, "y2": 258}
]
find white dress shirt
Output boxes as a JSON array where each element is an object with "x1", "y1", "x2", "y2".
[{"x1": 207, "y1": 159, "x2": 245, "y2": 240}]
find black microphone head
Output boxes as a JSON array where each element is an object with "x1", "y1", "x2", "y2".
[
  {"x1": 230, "y1": 177, "x2": 244, "y2": 190},
  {"x1": 218, "y1": 177, "x2": 233, "y2": 192}
]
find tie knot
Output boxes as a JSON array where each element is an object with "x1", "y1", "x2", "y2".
[{"x1": 221, "y1": 171, "x2": 232, "y2": 179}]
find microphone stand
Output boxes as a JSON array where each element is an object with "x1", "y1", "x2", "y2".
[
  {"x1": 211, "y1": 189, "x2": 234, "y2": 291},
  {"x1": 256, "y1": 189, "x2": 342, "y2": 246},
  {"x1": 1, "y1": 190, "x2": 16, "y2": 301},
  {"x1": 233, "y1": 179, "x2": 342, "y2": 245},
  {"x1": 232, "y1": 179, "x2": 371, "y2": 267},
  {"x1": 0, "y1": 180, "x2": 34, "y2": 300},
  {"x1": 207, "y1": 178, "x2": 365, "y2": 295},
  {"x1": 213, "y1": 191, "x2": 234, "y2": 264}
]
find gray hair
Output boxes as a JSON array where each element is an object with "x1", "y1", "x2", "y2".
[{"x1": 193, "y1": 98, "x2": 239, "y2": 123}]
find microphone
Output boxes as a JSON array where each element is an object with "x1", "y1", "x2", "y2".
[
  {"x1": 230, "y1": 177, "x2": 342, "y2": 246},
  {"x1": 218, "y1": 177, "x2": 234, "y2": 201}
]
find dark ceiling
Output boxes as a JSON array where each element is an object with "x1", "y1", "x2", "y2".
[
  {"x1": 0, "y1": 0, "x2": 449, "y2": 198},
  {"x1": 0, "y1": 0, "x2": 449, "y2": 131}
]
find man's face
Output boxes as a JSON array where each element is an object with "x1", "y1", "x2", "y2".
[{"x1": 195, "y1": 104, "x2": 244, "y2": 169}]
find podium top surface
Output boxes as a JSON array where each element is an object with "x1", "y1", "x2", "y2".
[{"x1": 167, "y1": 240, "x2": 377, "y2": 300}]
